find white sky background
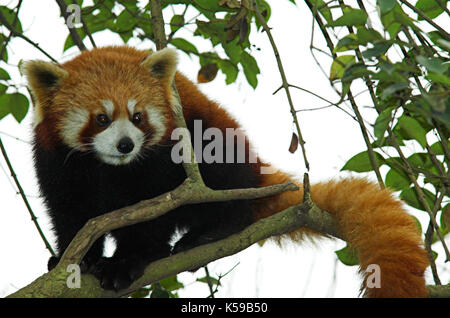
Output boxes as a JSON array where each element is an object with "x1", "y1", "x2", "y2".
[{"x1": 0, "y1": 0, "x2": 446, "y2": 298}]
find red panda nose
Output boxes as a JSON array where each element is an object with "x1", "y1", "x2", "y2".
[{"x1": 117, "y1": 137, "x2": 134, "y2": 154}]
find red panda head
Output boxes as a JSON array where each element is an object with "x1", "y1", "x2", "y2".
[{"x1": 21, "y1": 46, "x2": 178, "y2": 165}]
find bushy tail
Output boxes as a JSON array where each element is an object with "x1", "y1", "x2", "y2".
[{"x1": 254, "y1": 172, "x2": 429, "y2": 297}]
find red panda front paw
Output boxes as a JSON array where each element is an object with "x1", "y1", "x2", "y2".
[
  {"x1": 47, "y1": 256, "x2": 60, "y2": 271},
  {"x1": 94, "y1": 256, "x2": 146, "y2": 291}
]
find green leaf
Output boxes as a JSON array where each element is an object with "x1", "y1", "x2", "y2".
[
  {"x1": 385, "y1": 168, "x2": 410, "y2": 191},
  {"x1": 431, "y1": 250, "x2": 438, "y2": 260},
  {"x1": 130, "y1": 287, "x2": 151, "y2": 298},
  {"x1": 0, "y1": 92, "x2": 29, "y2": 123},
  {"x1": 428, "y1": 31, "x2": 450, "y2": 51},
  {"x1": 10, "y1": 93, "x2": 29, "y2": 123},
  {"x1": 222, "y1": 37, "x2": 242, "y2": 64},
  {"x1": 400, "y1": 187, "x2": 436, "y2": 212},
  {"x1": 159, "y1": 276, "x2": 184, "y2": 292},
  {"x1": 150, "y1": 286, "x2": 170, "y2": 298},
  {"x1": 309, "y1": 0, "x2": 332, "y2": 24},
  {"x1": 356, "y1": 27, "x2": 383, "y2": 45},
  {"x1": 397, "y1": 116, "x2": 427, "y2": 148},
  {"x1": 341, "y1": 150, "x2": 384, "y2": 173},
  {"x1": 341, "y1": 62, "x2": 373, "y2": 84},
  {"x1": 170, "y1": 38, "x2": 198, "y2": 55},
  {"x1": 430, "y1": 140, "x2": 450, "y2": 155},
  {"x1": 415, "y1": 0, "x2": 446, "y2": 19},
  {"x1": 0, "y1": 68, "x2": 10, "y2": 80},
  {"x1": 63, "y1": 28, "x2": 86, "y2": 52},
  {"x1": 327, "y1": 8, "x2": 368, "y2": 27},
  {"x1": 195, "y1": 20, "x2": 227, "y2": 46},
  {"x1": 334, "y1": 34, "x2": 359, "y2": 52},
  {"x1": 0, "y1": 96, "x2": 10, "y2": 120},
  {"x1": 411, "y1": 215, "x2": 422, "y2": 234},
  {"x1": 170, "y1": 14, "x2": 185, "y2": 33},
  {"x1": 194, "y1": 0, "x2": 233, "y2": 18},
  {"x1": 426, "y1": 72, "x2": 450, "y2": 87},
  {"x1": 240, "y1": 51, "x2": 259, "y2": 89},
  {"x1": 0, "y1": 6, "x2": 23, "y2": 33},
  {"x1": 380, "y1": 82, "x2": 409, "y2": 99},
  {"x1": 194, "y1": 0, "x2": 224, "y2": 11},
  {"x1": 362, "y1": 41, "x2": 391, "y2": 59},
  {"x1": 329, "y1": 55, "x2": 355, "y2": 81},
  {"x1": 118, "y1": 30, "x2": 133, "y2": 43},
  {"x1": 416, "y1": 56, "x2": 448, "y2": 75},
  {"x1": 0, "y1": 83, "x2": 6, "y2": 96},
  {"x1": 218, "y1": 59, "x2": 239, "y2": 84},
  {"x1": 335, "y1": 245, "x2": 358, "y2": 266},
  {"x1": 380, "y1": 6, "x2": 402, "y2": 38},
  {"x1": 374, "y1": 107, "x2": 393, "y2": 139},
  {"x1": 115, "y1": 9, "x2": 136, "y2": 32},
  {"x1": 197, "y1": 276, "x2": 220, "y2": 286},
  {"x1": 377, "y1": 0, "x2": 397, "y2": 15}
]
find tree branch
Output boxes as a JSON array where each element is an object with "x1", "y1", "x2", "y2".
[
  {"x1": 71, "y1": 0, "x2": 96, "y2": 48},
  {"x1": 7, "y1": 186, "x2": 337, "y2": 298},
  {"x1": 55, "y1": 0, "x2": 87, "y2": 51}
]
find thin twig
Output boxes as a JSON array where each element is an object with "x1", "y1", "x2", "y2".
[
  {"x1": 435, "y1": 0, "x2": 450, "y2": 16},
  {"x1": 204, "y1": 266, "x2": 215, "y2": 298},
  {"x1": 0, "y1": 137, "x2": 56, "y2": 256},
  {"x1": 424, "y1": 189, "x2": 446, "y2": 285},
  {"x1": 252, "y1": 0, "x2": 310, "y2": 171},
  {"x1": 0, "y1": 0, "x2": 23, "y2": 61},
  {"x1": 0, "y1": 10, "x2": 58, "y2": 63},
  {"x1": 397, "y1": 0, "x2": 450, "y2": 41},
  {"x1": 386, "y1": 126, "x2": 450, "y2": 262},
  {"x1": 304, "y1": 0, "x2": 385, "y2": 189}
]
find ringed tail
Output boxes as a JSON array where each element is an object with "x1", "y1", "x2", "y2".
[{"x1": 253, "y1": 172, "x2": 429, "y2": 297}]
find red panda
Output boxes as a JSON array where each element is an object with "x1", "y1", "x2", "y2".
[{"x1": 21, "y1": 46, "x2": 429, "y2": 297}]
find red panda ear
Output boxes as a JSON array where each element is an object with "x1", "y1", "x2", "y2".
[
  {"x1": 141, "y1": 48, "x2": 178, "y2": 86},
  {"x1": 20, "y1": 60, "x2": 68, "y2": 98}
]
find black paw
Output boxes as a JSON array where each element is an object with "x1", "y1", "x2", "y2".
[
  {"x1": 47, "y1": 256, "x2": 60, "y2": 271},
  {"x1": 93, "y1": 257, "x2": 146, "y2": 291},
  {"x1": 172, "y1": 234, "x2": 215, "y2": 255},
  {"x1": 80, "y1": 254, "x2": 102, "y2": 273},
  {"x1": 48, "y1": 255, "x2": 100, "y2": 273}
]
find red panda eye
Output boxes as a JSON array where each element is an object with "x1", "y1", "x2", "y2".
[
  {"x1": 96, "y1": 114, "x2": 110, "y2": 127},
  {"x1": 132, "y1": 112, "x2": 142, "y2": 125}
]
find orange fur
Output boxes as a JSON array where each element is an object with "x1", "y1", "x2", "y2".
[{"x1": 254, "y1": 172, "x2": 429, "y2": 297}]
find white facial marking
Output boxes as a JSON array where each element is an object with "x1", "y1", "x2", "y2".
[
  {"x1": 60, "y1": 107, "x2": 90, "y2": 148},
  {"x1": 93, "y1": 118, "x2": 144, "y2": 165},
  {"x1": 101, "y1": 100, "x2": 114, "y2": 117},
  {"x1": 145, "y1": 106, "x2": 167, "y2": 144},
  {"x1": 127, "y1": 99, "x2": 137, "y2": 115}
]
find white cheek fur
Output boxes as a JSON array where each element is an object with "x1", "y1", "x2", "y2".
[
  {"x1": 93, "y1": 118, "x2": 144, "y2": 165},
  {"x1": 146, "y1": 106, "x2": 166, "y2": 144},
  {"x1": 60, "y1": 107, "x2": 90, "y2": 149}
]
